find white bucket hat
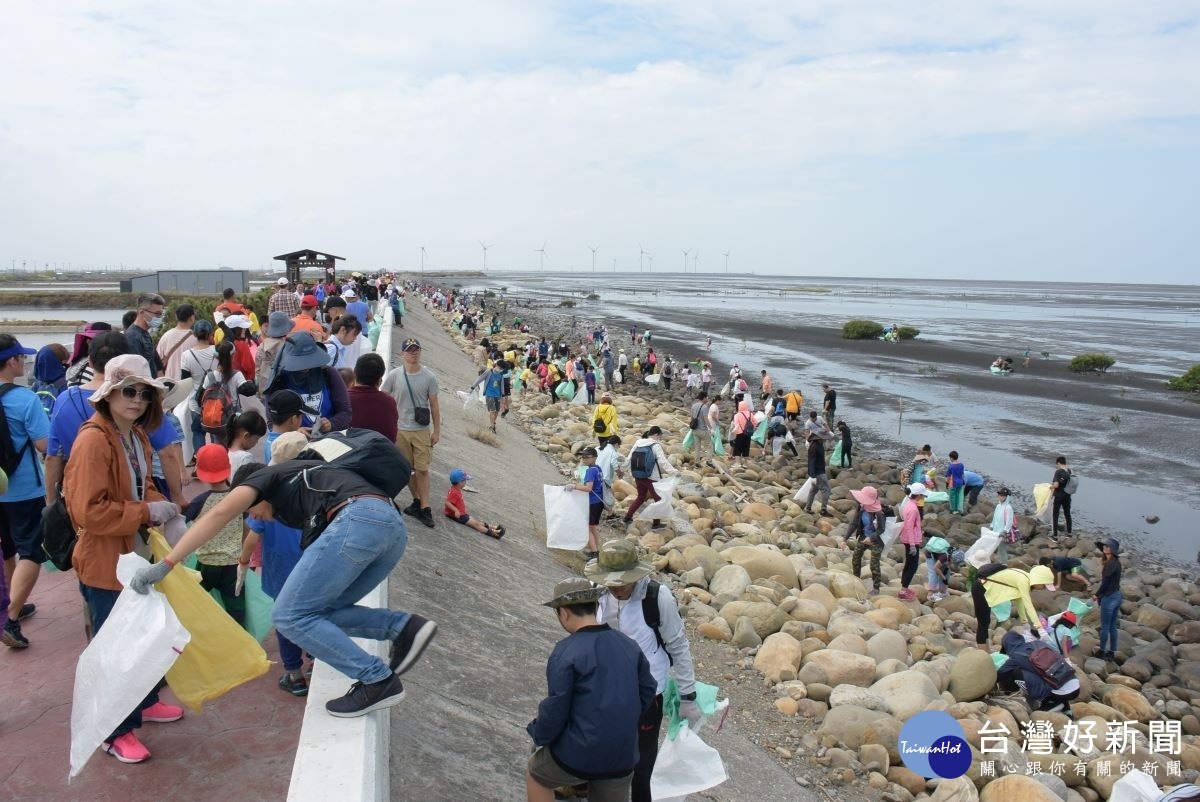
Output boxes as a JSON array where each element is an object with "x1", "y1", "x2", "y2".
[{"x1": 88, "y1": 354, "x2": 168, "y2": 404}]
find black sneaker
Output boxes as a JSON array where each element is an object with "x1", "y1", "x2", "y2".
[
  {"x1": 18, "y1": 603, "x2": 36, "y2": 621},
  {"x1": 402, "y1": 499, "x2": 422, "y2": 517},
  {"x1": 419, "y1": 508, "x2": 436, "y2": 529},
  {"x1": 3, "y1": 620, "x2": 29, "y2": 649},
  {"x1": 389, "y1": 615, "x2": 438, "y2": 674},
  {"x1": 325, "y1": 674, "x2": 406, "y2": 718}
]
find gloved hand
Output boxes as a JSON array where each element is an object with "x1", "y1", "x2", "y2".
[
  {"x1": 129, "y1": 560, "x2": 173, "y2": 594},
  {"x1": 147, "y1": 501, "x2": 180, "y2": 525},
  {"x1": 908, "y1": 544, "x2": 919, "y2": 557},
  {"x1": 679, "y1": 699, "x2": 703, "y2": 727},
  {"x1": 162, "y1": 514, "x2": 187, "y2": 546},
  {"x1": 235, "y1": 563, "x2": 247, "y2": 596}
]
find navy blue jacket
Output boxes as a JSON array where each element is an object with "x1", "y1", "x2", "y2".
[
  {"x1": 997, "y1": 631, "x2": 1063, "y2": 706},
  {"x1": 528, "y1": 623, "x2": 656, "y2": 780}
]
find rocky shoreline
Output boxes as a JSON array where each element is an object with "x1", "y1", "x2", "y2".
[{"x1": 426, "y1": 295, "x2": 1200, "y2": 801}]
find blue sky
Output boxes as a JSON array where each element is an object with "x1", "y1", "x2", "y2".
[{"x1": 1, "y1": 1, "x2": 1197, "y2": 282}]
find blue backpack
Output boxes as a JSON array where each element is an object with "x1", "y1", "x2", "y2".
[{"x1": 630, "y1": 445, "x2": 657, "y2": 479}]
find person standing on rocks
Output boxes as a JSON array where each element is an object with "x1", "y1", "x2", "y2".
[
  {"x1": 821, "y1": 383, "x2": 837, "y2": 429},
  {"x1": 591, "y1": 392, "x2": 618, "y2": 446},
  {"x1": 803, "y1": 432, "x2": 831, "y2": 515},
  {"x1": 844, "y1": 486, "x2": 887, "y2": 594},
  {"x1": 601, "y1": 347, "x2": 615, "y2": 392},
  {"x1": 623, "y1": 427, "x2": 677, "y2": 530},
  {"x1": 1092, "y1": 538, "x2": 1122, "y2": 661},
  {"x1": 1049, "y1": 455, "x2": 1073, "y2": 541},
  {"x1": 834, "y1": 420, "x2": 852, "y2": 468},
  {"x1": 898, "y1": 483, "x2": 927, "y2": 600},
  {"x1": 381, "y1": 337, "x2": 441, "y2": 529},
  {"x1": 585, "y1": 541, "x2": 701, "y2": 802},
  {"x1": 758, "y1": 369, "x2": 772, "y2": 404},
  {"x1": 690, "y1": 391, "x2": 712, "y2": 462},
  {"x1": 700, "y1": 363, "x2": 712, "y2": 395},
  {"x1": 525, "y1": 577, "x2": 655, "y2": 802},
  {"x1": 991, "y1": 487, "x2": 1015, "y2": 562}
]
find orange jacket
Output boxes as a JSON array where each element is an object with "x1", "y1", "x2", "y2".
[{"x1": 64, "y1": 414, "x2": 164, "y2": 591}]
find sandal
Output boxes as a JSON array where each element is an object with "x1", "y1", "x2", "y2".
[{"x1": 487, "y1": 524, "x2": 505, "y2": 539}]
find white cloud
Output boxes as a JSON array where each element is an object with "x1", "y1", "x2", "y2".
[{"x1": 0, "y1": 1, "x2": 1196, "y2": 279}]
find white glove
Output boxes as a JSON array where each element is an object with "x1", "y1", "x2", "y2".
[
  {"x1": 679, "y1": 699, "x2": 703, "y2": 727},
  {"x1": 235, "y1": 563, "x2": 247, "y2": 596},
  {"x1": 147, "y1": 501, "x2": 180, "y2": 525},
  {"x1": 162, "y1": 514, "x2": 187, "y2": 546}
]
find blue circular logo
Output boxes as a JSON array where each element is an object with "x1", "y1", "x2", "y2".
[{"x1": 898, "y1": 711, "x2": 969, "y2": 779}]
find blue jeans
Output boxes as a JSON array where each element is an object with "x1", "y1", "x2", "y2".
[
  {"x1": 79, "y1": 583, "x2": 160, "y2": 739},
  {"x1": 1099, "y1": 592, "x2": 1122, "y2": 653},
  {"x1": 272, "y1": 498, "x2": 410, "y2": 685},
  {"x1": 276, "y1": 631, "x2": 304, "y2": 672},
  {"x1": 190, "y1": 413, "x2": 207, "y2": 455}
]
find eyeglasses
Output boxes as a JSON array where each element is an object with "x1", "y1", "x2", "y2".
[{"x1": 120, "y1": 385, "x2": 157, "y2": 401}]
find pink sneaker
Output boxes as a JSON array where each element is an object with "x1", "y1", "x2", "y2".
[
  {"x1": 898, "y1": 588, "x2": 915, "y2": 601},
  {"x1": 142, "y1": 701, "x2": 184, "y2": 723},
  {"x1": 102, "y1": 732, "x2": 151, "y2": 763}
]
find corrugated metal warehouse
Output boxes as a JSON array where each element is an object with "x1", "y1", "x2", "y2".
[{"x1": 120, "y1": 270, "x2": 248, "y2": 294}]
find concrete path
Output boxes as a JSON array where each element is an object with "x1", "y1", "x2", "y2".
[{"x1": 386, "y1": 302, "x2": 814, "y2": 800}]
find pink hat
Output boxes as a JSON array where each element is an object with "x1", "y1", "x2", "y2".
[{"x1": 850, "y1": 486, "x2": 882, "y2": 513}]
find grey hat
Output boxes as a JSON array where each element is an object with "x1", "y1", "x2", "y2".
[
  {"x1": 543, "y1": 577, "x2": 606, "y2": 608},
  {"x1": 584, "y1": 540, "x2": 653, "y2": 587},
  {"x1": 265, "y1": 311, "x2": 295, "y2": 338},
  {"x1": 278, "y1": 332, "x2": 331, "y2": 372}
]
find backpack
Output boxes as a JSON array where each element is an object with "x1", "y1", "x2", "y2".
[
  {"x1": 1064, "y1": 473, "x2": 1079, "y2": 494},
  {"x1": 977, "y1": 562, "x2": 1007, "y2": 579},
  {"x1": 641, "y1": 579, "x2": 674, "y2": 665},
  {"x1": 1028, "y1": 644, "x2": 1074, "y2": 689},
  {"x1": 0, "y1": 384, "x2": 38, "y2": 482},
  {"x1": 593, "y1": 418, "x2": 607, "y2": 433},
  {"x1": 198, "y1": 371, "x2": 237, "y2": 436},
  {"x1": 293, "y1": 428, "x2": 413, "y2": 548},
  {"x1": 31, "y1": 381, "x2": 61, "y2": 418},
  {"x1": 630, "y1": 444, "x2": 657, "y2": 479},
  {"x1": 740, "y1": 414, "x2": 754, "y2": 436}
]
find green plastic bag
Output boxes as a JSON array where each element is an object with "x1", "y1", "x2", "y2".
[
  {"x1": 555, "y1": 381, "x2": 575, "y2": 400},
  {"x1": 209, "y1": 567, "x2": 275, "y2": 643},
  {"x1": 992, "y1": 600, "x2": 1012, "y2": 622},
  {"x1": 682, "y1": 429, "x2": 696, "y2": 450},
  {"x1": 711, "y1": 430, "x2": 725, "y2": 456},
  {"x1": 511, "y1": 372, "x2": 523, "y2": 392},
  {"x1": 830, "y1": 439, "x2": 844, "y2": 465},
  {"x1": 750, "y1": 418, "x2": 769, "y2": 446},
  {"x1": 991, "y1": 652, "x2": 1009, "y2": 670},
  {"x1": 663, "y1": 678, "x2": 723, "y2": 739},
  {"x1": 925, "y1": 490, "x2": 950, "y2": 504}
]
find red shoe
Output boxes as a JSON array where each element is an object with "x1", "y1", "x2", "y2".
[
  {"x1": 102, "y1": 732, "x2": 151, "y2": 763},
  {"x1": 142, "y1": 701, "x2": 184, "y2": 723}
]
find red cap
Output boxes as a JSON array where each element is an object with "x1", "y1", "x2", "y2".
[
  {"x1": 1059, "y1": 611, "x2": 1078, "y2": 626},
  {"x1": 195, "y1": 443, "x2": 231, "y2": 483},
  {"x1": 300, "y1": 294, "x2": 319, "y2": 308}
]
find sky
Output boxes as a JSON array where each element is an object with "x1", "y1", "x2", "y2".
[{"x1": 1, "y1": 2, "x2": 1198, "y2": 283}]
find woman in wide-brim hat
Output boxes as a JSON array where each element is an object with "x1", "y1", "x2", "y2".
[
  {"x1": 64, "y1": 354, "x2": 185, "y2": 764},
  {"x1": 263, "y1": 331, "x2": 351, "y2": 435}
]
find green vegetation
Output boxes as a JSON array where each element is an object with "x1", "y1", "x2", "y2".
[
  {"x1": 557, "y1": 299, "x2": 576, "y2": 308},
  {"x1": 895, "y1": 326, "x2": 920, "y2": 340},
  {"x1": 1068, "y1": 353, "x2": 1115, "y2": 374},
  {"x1": 1167, "y1": 364, "x2": 1200, "y2": 392},
  {"x1": 842, "y1": 319, "x2": 884, "y2": 340},
  {"x1": 586, "y1": 293, "x2": 600, "y2": 301}
]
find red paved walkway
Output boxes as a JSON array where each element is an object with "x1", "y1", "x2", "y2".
[{"x1": 0, "y1": 566, "x2": 303, "y2": 801}]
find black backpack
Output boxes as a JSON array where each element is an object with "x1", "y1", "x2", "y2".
[
  {"x1": 641, "y1": 579, "x2": 674, "y2": 665},
  {"x1": 0, "y1": 384, "x2": 41, "y2": 485},
  {"x1": 630, "y1": 444, "x2": 657, "y2": 479}
]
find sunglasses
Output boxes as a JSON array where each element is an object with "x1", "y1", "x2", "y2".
[{"x1": 120, "y1": 385, "x2": 157, "y2": 401}]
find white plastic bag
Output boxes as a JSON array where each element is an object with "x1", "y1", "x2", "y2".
[
  {"x1": 637, "y1": 476, "x2": 679, "y2": 521},
  {"x1": 650, "y1": 726, "x2": 728, "y2": 800},
  {"x1": 879, "y1": 517, "x2": 902, "y2": 551},
  {"x1": 456, "y1": 387, "x2": 485, "y2": 410},
  {"x1": 613, "y1": 369, "x2": 623, "y2": 383},
  {"x1": 1107, "y1": 770, "x2": 1162, "y2": 802},
  {"x1": 543, "y1": 485, "x2": 590, "y2": 550},
  {"x1": 793, "y1": 477, "x2": 814, "y2": 502},
  {"x1": 570, "y1": 381, "x2": 589, "y2": 405},
  {"x1": 645, "y1": 373, "x2": 661, "y2": 386},
  {"x1": 965, "y1": 527, "x2": 1002, "y2": 568},
  {"x1": 70, "y1": 553, "x2": 191, "y2": 780}
]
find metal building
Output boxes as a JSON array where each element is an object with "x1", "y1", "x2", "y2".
[{"x1": 120, "y1": 270, "x2": 248, "y2": 295}]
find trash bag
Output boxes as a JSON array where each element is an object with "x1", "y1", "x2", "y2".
[
  {"x1": 636, "y1": 476, "x2": 678, "y2": 521},
  {"x1": 555, "y1": 380, "x2": 575, "y2": 400},
  {"x1": 879, "y1": 517, "x2": 902, "y2": 551},
  {"x1": 924, "y1": 490, "x2": 949, "y2": 504},
  {"x1": 662, "y1": 678, "x2": 728, "y2": 739},
  {"x1": 456, "y1": 388, "x2": 484, "y2": 410},
  {"x1": 149, "y1": 531, "x2": 271, "y2": 711},
  {"x1": 711, "y1": 430, "x2": 725, "y2": 456},
  {"x1": 991, "y1": 652, "x2": 1009, "y2": 670},
  {"x1": 830, "y1": 439, "x2": 844, "y2": 465},
  {"x1": 207, "y1": 567, "x2": 275, "y2": 643},
  {"x1": 1066, "y1": 597, "x2": 1094, "y2": 619},
  {"x1": 1033, "y1": 482, "x2": 1052, "y2": 521},
  {"x1": 570, "y1": 382, "x2": 588, "y2": 405},
  {"x1": 992, "y1": 600, "x2": 1013, "y2": 622},
  {"x1": 681, "y1": 430, "x2": 695, "y2": 451},
  {"x1": 649, "y1": 726, "x2": 729, "y2": 800},
  {"x1": 793, "y1": 478, "x2": 814, "y2": 502},
  {"x1": 602, "y1": 481, "x2": 615, "y2": 511},
  {"x1": 70, "y1": 553, "x2": 190, "y2": 780},
  {"x1": 965, "y1": 527, "x2": 1002, "y2": 568},
  {"x1": 645, "y1": 373, "x2": 661, "y2": 386},
  {"x1": 511, "y1": 372, "x2": 523, "y2": 392},
  {"x1": 543, "y1": 485, "x2": 589, "y2": 550},
  {"x1": 1107, "y1": 769, "x2": 1163, "y2": 802},
  {"x1": 750, "y1": 417, "x2": 769, "y2": 446},
  {"x1": 613, "y1": 369, "x2": 623, "y2": 383}
]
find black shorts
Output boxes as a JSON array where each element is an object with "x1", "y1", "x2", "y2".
[
  {"x1": 589, "y1": 502, "x2": 603, "y2": 526},
  {"x1": 0, "y1": 497, "x2": 49, "y2": 563},
  {"x1": 732, "y1": 433, "x2": 752, "y2": 457},
  {"x1": 447, "y1": 513, "x2": 471, "y2": 526},
  {"x1": 502, "y1": 379, "x2": 512, "y2": 397}
]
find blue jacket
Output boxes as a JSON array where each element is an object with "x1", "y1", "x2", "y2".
[
  {"x1": 528, "y1": 624, "x2": 656, "y2": 780},
  {"x1": 998, "y1": 632, "x2": 1056, "y2": 706}
]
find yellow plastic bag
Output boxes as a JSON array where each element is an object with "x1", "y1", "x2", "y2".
[{"x1": 150, "y1": 529, "x2": 271, "y2": 711}]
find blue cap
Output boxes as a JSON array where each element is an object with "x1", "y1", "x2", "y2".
[
  {"x1": 449, "y1": 468, "x2": 471, "y2": 485},
  {"x1": 0, "y1": 337, "x2": 37, "y2": 362}
]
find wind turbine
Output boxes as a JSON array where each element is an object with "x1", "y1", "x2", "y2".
[
  {"x1": 420, "y1": 246, "x2": 427, "y2": 274},
  {"x1": 588, "y1": 245, "x2": 599, "y2": 273},
  {"x1": 479, "y1": 241, "x2": 493, "y2": 273},
  {"x1": 693, "y1": 250, "x2": 701, "y2": 272},
  {"x1": 723, "y1": 250, "x2": 731, "y2": 273},
  {"x1": 535, "y1": 241, "x2": 548, "y2": 271},
  {"x1": 647, "y1": 254, "x2": 654, "y2": 272},
  {"x1": 681, "y1": 248, "x2": 690, "y2": 273},
  {"x1": 638, "y1": 243, "x2": 649, "y2": 273}
]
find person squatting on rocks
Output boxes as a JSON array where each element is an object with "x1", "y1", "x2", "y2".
[{"x1": 586, "y1": 541, "x2": 700, "y2": 802}]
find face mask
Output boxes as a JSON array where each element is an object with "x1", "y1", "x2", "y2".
[{"x1": 148, "y1": 316, "x2": 164, "y2": 331}]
